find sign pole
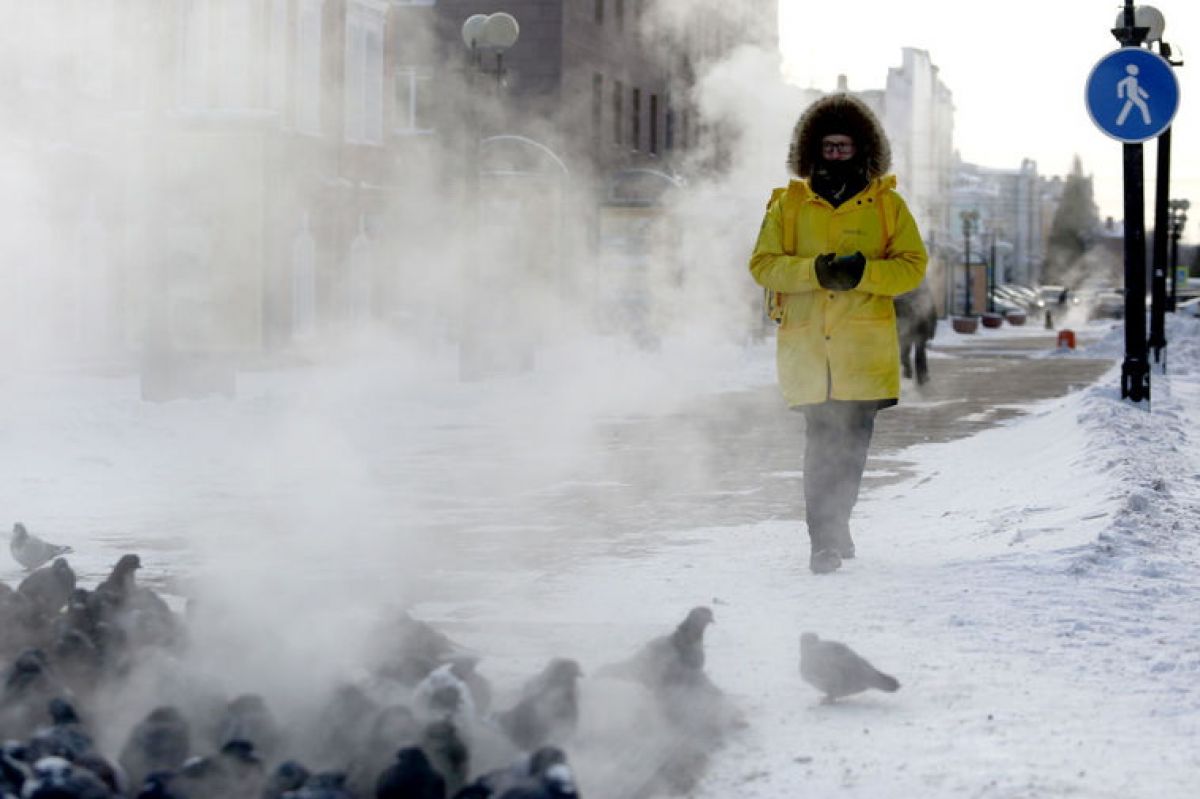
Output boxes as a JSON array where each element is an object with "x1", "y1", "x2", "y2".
[
  {"x1": 1121, "y1": 140, "x2": 1150, "y2": 401},
  {"x1": 1148, "y1": 124, "x2": 1170, "y2": 368}
]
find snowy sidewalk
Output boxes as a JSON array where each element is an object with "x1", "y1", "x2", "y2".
[
  {"x1": 416, "y1": 317, "x2": 1200, "y2": 797},
  {"x1": 2, "y1": 315, "x2": 1198, "y2": 797}
]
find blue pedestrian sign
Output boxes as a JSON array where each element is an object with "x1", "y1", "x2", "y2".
[{"x1": 1086, "y1": 47, "x2": 1180, "y2": 143}]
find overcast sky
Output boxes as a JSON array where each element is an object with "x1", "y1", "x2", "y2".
[{"x1": 777, "y1": 0, "x2": 1198, "y2": 239}]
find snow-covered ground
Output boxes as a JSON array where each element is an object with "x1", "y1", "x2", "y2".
[{"x1": 2, "y1": 313, "x2": 1198, "y2": 797}]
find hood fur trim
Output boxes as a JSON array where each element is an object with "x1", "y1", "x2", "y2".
[{"x1": 788, "y1": 93, "x2": 891, "y2": 180}]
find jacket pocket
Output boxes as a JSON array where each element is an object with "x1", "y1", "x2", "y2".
[
  {"x1": 779, "y1": 293, "x2": 814, "y2": 329},
  {"x1": 846, "y1": 294, "x2": 895, "y2": 322},
  {"x1": 838, "y1": 318, "x2": 899, "y2": 375}
]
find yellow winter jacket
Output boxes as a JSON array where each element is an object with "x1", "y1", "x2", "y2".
[{"x1": 749, "y1": 176, "x2": 927, "y2": 406}]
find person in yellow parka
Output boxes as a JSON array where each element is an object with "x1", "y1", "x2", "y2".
[{"x1": 749, "y1": 93, "x2": 927, "y2": 574}]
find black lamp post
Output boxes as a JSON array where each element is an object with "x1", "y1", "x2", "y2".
[
  {"x1": 987, "y1": 230, "x2": 998, "y2": 314},
  {"x1": 1112, "y1": 0, "x2": 1151, "y2": 402},
  {"x1": 1168, "y1": 198, "x2": 1190, "y2": 310},
  {"x1": 960, "y1": 210, "x2": 979, "y2": 316},
  {"x1": 1136, "y1": 4, "x2": 1179, "y2": 363}
]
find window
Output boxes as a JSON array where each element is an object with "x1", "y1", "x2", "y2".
[
  {"x1": 296, "y1": 0, "x2": 323, "y2": 135},
  {"x1": 612, "y1": 80, "x2": 623, "y2": 146},
  {"x1": 649, "y1": 93, "x2": 659, "y2": 155},
  {"x1": 594, "y1": 0, "x2": 604, "y2": 24},
  {"x1": 665, "y1": 108, "x2": 675, "y2": 151},
  {"x1": 631, "y1": 87, "x2": 640, "y2": 151},
  {"x1": 345, "y1": 2, "x2": 386, "y2": 144},
  {"x1": 615, "y1": 0, "x2": 624, "y2": 29},
  {"x1": 394, "y1": 68, "x2": 434, "y2": 133},
  {"x1": 591, "y1": 73, "x2": 603, "y2": 149}
]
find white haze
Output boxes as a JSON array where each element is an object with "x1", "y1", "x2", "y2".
[{"x1": 0, "y1": 0, "x2": 804, "y2": 792}]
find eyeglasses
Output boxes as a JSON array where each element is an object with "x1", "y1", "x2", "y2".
[{"x1": 821, "y1": 140, "x2": 855, "y2": 155}]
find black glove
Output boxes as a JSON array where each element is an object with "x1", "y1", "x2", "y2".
[{"x1": 814, "y1": 251, "x2": 866, "y2": 291}]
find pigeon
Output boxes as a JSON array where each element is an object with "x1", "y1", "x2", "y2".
[
  {"x1": 347, "y1": 704, "x2": 419, "y2": 795},
  {"x1": 461, "y1": 746, "x2": 578, "y2": 799},
  {"x1": 28, "y1": 697, "x2": 95, "y2": 761},
  {"x1": 494, "y1": 659, "x2": 582, "y2": 752},
  {"x1": 22, "y1": 754, "x2": 112, "y2": 799},
  {"x1": 210, "y1": 693, "x2": 282, "y2": 761},
  {"x1": 286, "y1": 770, "x2": 356, "y2": 799},
  {"x1": 93, "y1": 554, "x2": 142, "y2": 612},
  {"x1": 172, "y1": 754, "x2": 227, "y2": 799},
  {"x1": 309, "y1": 682, "x2": 378, "y2": 772},
  {"x1": 374, "y1": 746, "x2": 446, "y2": 799},
  {"x1": 261, "y1": 759, "x2": 311, "y2": 799},
  {"x1": 17, "y1": 558, "x2": 77, "y2": 617},
  {"x1": 413, "y1": 662, "x2": 477, "y2": 728},
  {"x1": 373, "y1": 609, "x2": 472, "y2": 686},
  {"x1": 118, "y1": 706, "x2": 192, "y2": 789},
  {"x1": 0, "y1": 650, "x2": 69, "y2": 741},
  {"x1": 215, "y1": 738, "x2": 265, "y2": 799},
  {"x1": 596, "y1": 606, "x2": 714, "y2": 689},
  {"x1": 798, "y1": 632, "x2": 900, "y2": 703},
  {"x1": 421, "y1": 719, "x2": 470, "y2": 795},
  {"x1": 448, "y1": 655, "x2": 494, "y2": 715},
  {"x1": 10, "y1": 523, "x2": 72, "y2": 572},
  {"x1": 134, "y1": 770, "x2": 185, "y2": 799}
]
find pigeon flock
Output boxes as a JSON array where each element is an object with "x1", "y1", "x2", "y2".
[{"x1": 2, "y1": 522, "x2": 900, "y2": 798}]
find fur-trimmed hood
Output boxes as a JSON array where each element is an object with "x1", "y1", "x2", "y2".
[{"x1": 788, "y1": 93, "x2": 891, "y2": 180}]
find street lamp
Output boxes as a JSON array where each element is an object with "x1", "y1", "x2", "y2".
[
  {"x1": 462, "y1": 12, "x2": 520, "y2": 86},
  {"x1": 960, "y1": 210, "x2": 979, "y2": 316},
  {"x1": 458, "y1": 12, "x2": 521, "y2": 380},
  {"x1": 1168, "y1": 198, "x2": 1190, "y2": 309}
]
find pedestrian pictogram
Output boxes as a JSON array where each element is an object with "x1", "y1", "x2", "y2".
[
  {"x1": 1086, "y1": 47, "x2": 1180, "y2": 142},
  {"x1": 1115, "y1": 64, "x2": 1151, "y2": 125}
]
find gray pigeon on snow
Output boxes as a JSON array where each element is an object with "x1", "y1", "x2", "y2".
[
  {"x1": 10, "y1": 523, "x2": 73, "y2": 571},
  {"x1": 18, "y1": 558, "x2": 77, "y2": 617},
  {"x1": 596, "y1": 606, "x2": 715, "y2": 689},
  {"x1": 799, "y1": 632, "x2": 899, "y2": 703}
]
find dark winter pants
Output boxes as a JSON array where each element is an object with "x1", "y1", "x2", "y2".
[
  {"x1": 802, "y1": 400, "x2": 878, "y2": 551},
  {"x1": 900, "y1": 334, "x2": 929, "y2": 384}
]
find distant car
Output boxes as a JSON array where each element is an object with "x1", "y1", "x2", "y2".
[
  {"x1": 996, "y1": 283, "x2": 1043, "y2": 311},
  {"x1": 1038, "y1": 284, "x2": 1081, "y2": 308},
  {"x1": 984, "y1": 289, "x2": 1025, "y2": 316},
  {"x1": 1085, "y1": 288, "x2": 1126, "y2": 320}
]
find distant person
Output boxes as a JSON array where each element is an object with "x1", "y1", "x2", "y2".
[
  {"x1": 894, "y1": 281, "x2": 937, "y2": 385},
  {"x1": 749, "y1": 93, "x2": 928, "y2": 574}
]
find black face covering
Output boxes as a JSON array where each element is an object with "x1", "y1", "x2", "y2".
[{"x1": 810, "y1": 158, "x2": 868, "y2": 208}]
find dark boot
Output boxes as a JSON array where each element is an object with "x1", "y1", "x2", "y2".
[{"x1": 809, "y1": 548, "x2": 842, "y2": 574}]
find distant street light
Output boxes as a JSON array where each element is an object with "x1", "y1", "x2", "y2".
[
  {"x1": 1168, "y1": 198, "x2": 1190, "y2": 309},
  {"x1": 960, "y1": 210, "x2": 979, "y2": 316}
]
